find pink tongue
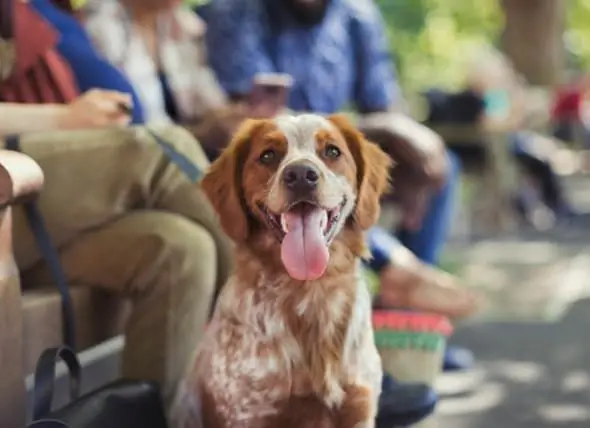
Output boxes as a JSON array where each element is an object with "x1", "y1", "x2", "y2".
[{"x1": 280, "y1": 207, "x2": 329, "y2": 280}]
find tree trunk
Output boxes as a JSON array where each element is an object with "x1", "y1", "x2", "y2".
[{"x1": 500, "y1": 0, "x2": 565, "y2": 86}]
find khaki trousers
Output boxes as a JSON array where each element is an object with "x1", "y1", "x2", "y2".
[{"x1": 11, "y1": 124, "x2": 233, "y2": 403}]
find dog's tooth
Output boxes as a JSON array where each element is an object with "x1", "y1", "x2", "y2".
[
  {"x1": 280, "y1": 214, "x2": 289, "y2": 233},
  {"x1": 321, "y1": 210, "x2": 328, "y2": 233}
]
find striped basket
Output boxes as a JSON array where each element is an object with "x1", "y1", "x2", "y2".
[{"x1": 372, "y1": 310, "x2": 453, "y2": 386}]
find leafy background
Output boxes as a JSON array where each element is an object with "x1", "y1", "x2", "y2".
[{"x1": 377, "y1": 0, "x2": 590, "y2": 92}]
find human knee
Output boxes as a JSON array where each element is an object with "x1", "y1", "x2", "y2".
[
  {"x1": 145, "y1": 123, "x2": 211, "y2": 170},
  {"x1": 130, "y1": 214, "x2": 218, "y2": 295}
]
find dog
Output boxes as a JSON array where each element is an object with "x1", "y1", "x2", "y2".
[{"x1": 172, "y1": 113, "x2": 392, "y2": 428}]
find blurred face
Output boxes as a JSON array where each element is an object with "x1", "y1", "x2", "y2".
[{"x1": 283, "y1": 0, "x2": 329, "y2": 26}]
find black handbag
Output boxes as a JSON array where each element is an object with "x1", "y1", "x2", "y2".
[
  {"x1": 4, "y1": 133, "x2": 195, "y2": 428},
  {"x1": 27, "y1": 347, "x2": 167, "y2": 428}
]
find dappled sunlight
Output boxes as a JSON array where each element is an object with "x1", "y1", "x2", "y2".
[
  {"x1": 490, "y1": 360, "x2": 546, "y2": 384},
  {"x1": 437, "y1": 381, "x2": 506, "y2": 415},
  {"x1": 443, "y1": 240, "x2": 590, "y2": 323},
  {"x1": 436, "y1": 367, "x2": 487, "y2": 396},
  {"x1": 538, "y1": 404, "x2": 590, "y2": 423},
  {"x1": 438, "y1": 306, "x2": 590, "y2": 426},
  {"x1": 561, "y1": 371, "x2": 590, "y2": 392},
  {"x1": 468, "y1": 241, "x2": 562, "y2": 265}
]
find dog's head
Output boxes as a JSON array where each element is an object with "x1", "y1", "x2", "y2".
[{"x1": 201, "y1": 113, "x2": 391, "y2": 281}]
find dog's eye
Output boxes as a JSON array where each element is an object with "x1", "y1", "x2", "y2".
[
  {"x1": 259, "y1": 149, "x2": 277, "y2": 164},
  {"x1": 324, "y1": 144, "x2": 341, "y2": 159}
]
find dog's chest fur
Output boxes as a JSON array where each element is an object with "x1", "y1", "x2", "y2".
[{"x1": 185, "y1": 265, "x2": 381, "y2": 427}]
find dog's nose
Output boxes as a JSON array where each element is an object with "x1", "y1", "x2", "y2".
[{"x1": 282, "y1": 162, "x2": 320, "y2": 192}]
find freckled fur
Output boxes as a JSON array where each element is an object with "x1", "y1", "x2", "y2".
[{"x1": 172, "y1": 114, "x2": 390, "y2": 428}]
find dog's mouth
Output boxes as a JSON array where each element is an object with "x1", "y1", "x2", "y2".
[
  {"x1": 258, "y1": 198, "x2": 346, "y2": 281},
  {"x1": 259, "y1": 198, "x2": 346, "y2": 244}
]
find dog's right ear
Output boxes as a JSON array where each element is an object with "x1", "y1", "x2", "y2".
[
  {"x1": 328, "y1": 114, "x2": 392, "y2": 230},
  {"x1": 200, "y1": 119, "x2": 266, "y2": 243}
]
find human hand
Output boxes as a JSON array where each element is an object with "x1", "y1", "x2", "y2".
[{"x1": 59, "y1": 89, "x2": 132, "y2": 130}]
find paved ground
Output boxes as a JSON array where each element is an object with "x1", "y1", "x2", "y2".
[
  {"x1": 437, "y1": 303, "x2": 590, "y2": 428},
  {"x1": 433, "y1": 173, "x2": 590, "y2": 427}
]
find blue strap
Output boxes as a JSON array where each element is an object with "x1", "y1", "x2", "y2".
[
  {"x1": 32, "y1": 346, "x2": 81, "y2": 420},
  {"x1": 147, "y1": 129, "x2": 203, "y2": 182},
  {"x1": 5, "y1": 135, "x2": 77, "y2": 351}
]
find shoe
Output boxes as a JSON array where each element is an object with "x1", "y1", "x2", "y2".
[
  {"x1": 442, "y1": 345, "x2": 474, "y2": 372},
  {"x1": 376, "y1": 373, "x2": 438, "y2": 427}
]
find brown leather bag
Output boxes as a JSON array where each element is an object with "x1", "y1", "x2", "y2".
[
  {"x1": 357, "y1": 112, "x2": 449, "y2": 190},
  {"x1": 0, "y1": 0, "x2": 79, "y2": 103},
  {"x1": 357, "y1": 112, "x2": 450, "y2": 230}
]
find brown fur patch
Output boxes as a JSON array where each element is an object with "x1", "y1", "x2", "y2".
[{"x1": 328, "y1": 114, "x2": 393, "y2": 230}]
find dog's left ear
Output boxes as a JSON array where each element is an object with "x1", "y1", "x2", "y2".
[
  {"x1": 200, "y1": 119, "x2": 266, "y2": 242},
  {"x1": 328, "y1": 114, "x2": 392, "y2": 230}
]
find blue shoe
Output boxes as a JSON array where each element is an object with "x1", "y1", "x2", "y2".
[
  {"x1": 443, "y1": 345, "x2": 474, "y2": 372},
  {"x1": 376, "y1": 373, "x2": 438, "y2": 427}
]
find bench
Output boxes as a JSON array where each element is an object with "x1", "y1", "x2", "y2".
[{"x1": 0, "y1": 150, "x2": 129, "y2": 425}]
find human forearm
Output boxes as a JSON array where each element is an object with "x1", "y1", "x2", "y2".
[{"x1": 0, "y1": 103, "x2": 68, "y2": 136}]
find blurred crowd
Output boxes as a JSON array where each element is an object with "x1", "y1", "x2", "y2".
[{"x1": 2, "y1": 0, "x2": 588, "y2": 426}]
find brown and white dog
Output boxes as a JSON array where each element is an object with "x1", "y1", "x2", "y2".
[{"x1": 173, "y1": 113, "x2": 392, "y2": 428}]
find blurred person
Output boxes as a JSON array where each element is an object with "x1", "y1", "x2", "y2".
[
  {"x1": 198, "y1": 0, "x2": 476, "y2": 372},
  {"x1": 552, "y1": 73, "x2": 590, "y2": 147},
  {"x1": 83, "y1": 0, "x2": 248, "y2": 159},
  {"x1": 1, "y1": 0, "x2": 233, "y2": 406},
  {"x1": 30, "y1": 0, "x2": 145, "y2": 123},
  {"x1": 464, "y1": 45, "x2": 576, "y2": 226}
]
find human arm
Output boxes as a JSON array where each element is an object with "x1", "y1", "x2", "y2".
[
  {"x1": 198, "y1": 0, "x2": 276, "y2": 100},
  {"x1": 0, "y1": 103, "x2": 69, "y2": 137},
  {"x1": 0, "y1": 89, "x2": 132, "y2": 137}
]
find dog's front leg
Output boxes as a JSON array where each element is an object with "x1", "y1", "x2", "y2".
[{"x1": 336, "y1": 384, "x2": 377, "y2": 428}]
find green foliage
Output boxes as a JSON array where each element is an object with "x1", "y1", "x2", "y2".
[
  {"x1": 566, "y1": 0, "x2": 590, "y2": 70},
  {"x1": 378, "y1": 0, "x2": 590, "y2": 92},
  {"x1": 377, "y1": 0, "x2": 503, "y2": 92}
]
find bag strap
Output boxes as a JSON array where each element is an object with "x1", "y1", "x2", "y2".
[
  {"x1": 147, "y1": 129, "x2": 203, "y2": 182},
  {"x1": 5, "y1": 135, "x2": 77, "y2": 351},
  {"x1": 32, "y1": 346, "x2": 81, "y2": 420},
  {"x1": 28, "y1": 420, "x2": 69, "y2": 428}
]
